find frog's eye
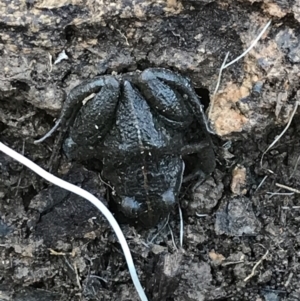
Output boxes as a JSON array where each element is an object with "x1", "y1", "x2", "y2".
[
  {"x1": 161, "y1": 189, "x2": 176, "y2": 206},
  {"x1": 120, "y1": 196, "x2": 141, "y2": 218}
]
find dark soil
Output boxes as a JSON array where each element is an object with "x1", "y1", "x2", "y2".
[
  {"x1": 1, "y1": 83, "x2": 300, "y2": 301},
  {"x1": 1, "y1": 1, "x2": 300, "y2": 301}
]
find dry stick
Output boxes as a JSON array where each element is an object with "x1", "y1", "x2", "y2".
[
  {"x1": 289, "y1": 153, "x2": 300, "y2": 179},
  {"x1": 208, "y1": 52, "x2": 230, "y2": 118},
  {"x1": 49, "y1": 248, "x2": 69, "y2": 256},
  {"x1": 282, "y1": 206, "x2": 300, "y2": 210},
  {"x1": 267, "y1": 192, "x2": 294, "y2": 197},
  {"x1": 254, "y1": 175, "x2": 268, "y2": 193},
  {"x1": 168, "y1": 223, "x2": 178, "y2": 251},
  {"x1": 178, "y1": 205, "x2": 183, "y2": 248},
  {"x1": 275, "y1": 183, "x2": 300, "y2": 194},
  {"x1": 196, "y1": 212, "x2": 209, "y2": 217},
  {"x1": 260, "y1": 101, "x2": 299, "y2": 167},
  {"x1": 285, "y1": 272, "x2": 294, "y2": 287},
  {"x1": 0, "y1": 142, "x2": 148, "y2": 301},
  {"x1": 34, "y1": 120, "x2": 61, "y2": 144},
  {"x1": 64, "y1": 256, "x2": 75, "y2": 272},
  {"x1": 15, "y1": 140, "x2": 26, "y2": 196},
  {"x1": 73, "y1": 262, "x2": 82, "y2": 289},
  {"x1": 208, "y1": 20, "x2": 272, "y2": 119},
  {"x1": 223, "y1": 20, "x2": 272, "y2": 69},
  {"x1": 148, "y1": 214, "x2": 169, "y2": 244},
  {"x1": 244, "y1": 250, "x2": 269, "y2": 282},
  {"x1": 116, "y1": 29, "x2": 129, "y2": 46},
  {"x1": 222, "y1": 260, "x2": 244, "y2": 267},
  {"x1": 89, "y1": 274, "x2": 108, "y2": 283}
]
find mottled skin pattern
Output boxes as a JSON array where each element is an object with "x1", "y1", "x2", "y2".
[{"x1": 57, "y1": 68, "x2": 215, "y2": 228}]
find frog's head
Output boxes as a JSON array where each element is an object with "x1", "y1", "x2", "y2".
[{"x1": 116, "y1": 188, "x2": 178, "y2": 228}]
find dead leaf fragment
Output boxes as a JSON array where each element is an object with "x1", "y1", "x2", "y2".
[
  {"x1": 209, "y1": 250, "x2": 225, "y2": 265},
  {"x1": 231, "y1": 165, "x2": 247, "y2": 195}
]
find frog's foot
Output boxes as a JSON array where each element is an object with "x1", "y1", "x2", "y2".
[{"x1": 140, "y1": 68, "x2": 213, "y2": 133}]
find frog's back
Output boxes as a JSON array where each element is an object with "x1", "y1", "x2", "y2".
[
  {"x1": 102, "y1": 154, "x2": 184, "y2": 227},
  {"x1": 101, "y1": 81, "x2": 185, "y2": 158}
]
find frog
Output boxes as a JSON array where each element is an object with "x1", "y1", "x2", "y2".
[{"x1": 35, "y1": 68, "x2": 215, "y2": 228}]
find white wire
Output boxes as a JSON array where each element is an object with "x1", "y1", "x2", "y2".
[{"x1": 0, "y1": 142, "x2": 148, "y2": 301}]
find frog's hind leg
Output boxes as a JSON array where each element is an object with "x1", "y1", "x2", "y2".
[
  {"x1": 69, "y1": 77, "x2": 120, "y2": 146},
  {"x1": 140, "y1": 68, "x2": 213, "y2": 134},
  {"x1": 143, "y1": 68, "x2": 217, "y2": 183},
  {"x1": 34, "y1": 77, "x2": 110, "y2": 144},
  {"x1": 63, "y1": 77, "x2": 120, "y2": 161},
  {"x1": 34, "y1": 76, "x2": 119, "y2": 170},
  {"x1": 137, "y1": 69, "x2": 191, "y2": 125}
]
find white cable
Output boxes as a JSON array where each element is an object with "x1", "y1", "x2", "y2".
[{"x1": 0, "y1": 142, "x2": 148, "y2": 301}]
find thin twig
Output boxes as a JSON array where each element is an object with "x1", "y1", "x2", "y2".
[
  {"x1": 48, "y1": 52, "x2": 53, "y2": 72},
  {"x1": 178, "y1": 205, "x2": 183, "y2": 248},
  {"x1": 223, "y1": 20, "x2": 272, "y2": 69},
  {"x1": 260, "y1": 101, "x2": 299, "y2": 167},
  {"x1": 284, "y1": 272, "x2": 293, "y2": 287},
  {"x1": 213, "y1": 52, "x2": 230, "y2": 96},
  {"x1": 34, "y1": 119, "x2": 61, "y2": 144},
  {"x1": 89, "y1": 275, "x2": 108, "y2": 283},
  {"x1": 64, "y1": 256, "x2": 75, "y2": 272},
  {"x1": 49, "y1": 248, "x2": 68, "y2": 256},
  {"x1": 267, "y1": 192, "x2": 294, "y2": 197},
  {"x1": 208, "y1": 52, "x2": 229, "y2": 118},
  {"x1": 209, "y1": 20, "x2": 272, "y2": 119},
  {"x1": 98, "y1": 173, "x2": 114, "y2": 192},
  {"x1": 282, "y1": 206, "x2": 300, "y2": 209},
  {"x1": 244, "y1": 250, "x2": 269, "y2": 282},
  {"x1": 148, "y1": 214, "x2": 169, "y2": 244},
  {"x1": 15, "y1": 140, "x2": 26, "y2": 196},
  {"x1": 168, "y1": 223, "x2": 178, "y2": 251},
  {"x1": 73, "y1": 262, "x2": 82, "y2": 289},
  {"x1": 116, "y1": 29, "x2": 129, "y2": 46},
  {"x1": 208, "y1": 51, "x2": 229, "y2": 118},
  {"x1": 213, "y1": 51, "x2": 230, "y2": 95},
  {"x1": 276, "y1": 183, "x2": 300, "y2": 194},
  {"x1": 289, "y1": 154, "x2": 300, "y2": 179},
  {"x1": 222, "y1": 260, "x2": 244, "y2": 267},
  {"x1": 0, "y1": 142, "x2": 148, "y2": 301},
  {"x1": 255, "y1": 175, "x2": 268, "y2": 193},
  {"x1": 196, "y1": 213, "x2": 209, "y2": 217}
]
